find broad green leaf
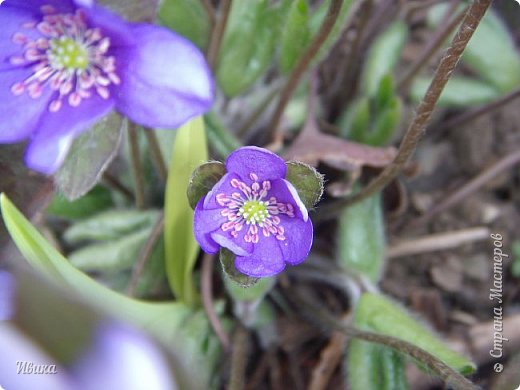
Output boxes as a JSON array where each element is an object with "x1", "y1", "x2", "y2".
[
  {"x1": 69, "y1": 227, "x2": 152, "y2": 274},
  {"x1": 187, "y1": 161, "x2": 226, "y2": 210},
  {"x1": 410, "y1": 76, "x2": 500, "y2": 107},
  {"x1": 279, "y1": 0, "x2": 311, "y2": 74},
  {"x1": 337, "y1": 192, "x2": 385, "y2": 282},
  {"x1": 428, "y1": 5, "x2": 520, "y2": 93},
  {"x1": 0, "y1": 193, "x2": 220, "y2": 388},
  {"x1": 46, "y1": 186, "x2": 113, "y2": 220},
  {"x1": 354, "y1": 293, "x2": 476, "y2": 375},
  {"x1": 220, "y1": 248, "x2": 259, "y2": 288},
  {"x1": 285, "y1": 161, "x2": 324, "y2": 209},
  {"x1": 54, "y1": 112, "x2": 124, "y2": 201},
  {"x1": 164, "y1": 117, "x2": 207, "y2": 306},
  {"x1": 216, "y1": 0, "x2": 286, "y2": 96},
  {"x1": 348, "y1": 340, "x2": 408, "y2": 390},
  {"x1": 158, "y1": 0, "x2": 210, "y2": 49},
  {"x1": 362, "y1": 21, "x2": 408, "y2": 97},
  {"x1": 64, "y1": 209, "x2": 159, "y2": 244}
]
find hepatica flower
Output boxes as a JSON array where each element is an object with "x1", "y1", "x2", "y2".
[
  {"x1": 0, "y1": 0, "x2": 213, "y2": 174},
  {"x1": 194, "y1": 147, "x2": 313, "y2": 277}
]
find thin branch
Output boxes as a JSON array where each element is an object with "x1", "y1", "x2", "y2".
[
  {"x1": 144, "y1": 128, "x2": 168, "y2": 182},
  {"x1": 435, "y1": 87, "x2": 520, "y2": 133},
  {"x1": 386, "y1": 227, "x2": 490, "y2": 259},
  {"x1": 397, "y1": 1, "x2": 467, "y2": 92},
  {"x1": 291, "y1": 290, "x2": 479, "y2": 390},
  {"x1": 337, "y1": 0, "x2": 493, "y2": 208},
  {"x1": 228, "y1": 324, "x2": 249, "y2": 390},
  {"x1": 200, "y1": 0, "x2": 216, "y2": 28},
  {"x1": 126, "y1": 212, "x2": 164, "y2": 296},
  {"x1": 411, "y1": 148, "x2": 520, "y2": 226},
  {"x1": 267, "y1": 0, "x2": 344, "y2": 147},
  {"x1": 128, "y1": 122, "x2": 146, "y2": 209},
  {"x1": 206, "y1": 0, "x2": 232, "y2": 69},
  {"x1": 201, "y1": 253, "x2": 231, "y2": 351},
  {"x1": 102, "y1": 171, "x2": 134, "y2": 202}
]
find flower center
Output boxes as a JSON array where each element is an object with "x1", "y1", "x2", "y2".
[
  {"x1": 239, "y1": 200, "x2": 269, "y2": 225},
  {"x1": 9, "y1": 5, "x2": 120, "y2": 112},
  {"x1": 216, "y1": 173, "x2": 296, "y2": 244},
  {"x1": 48, "y1": 37, "x2": 89, "y2": 70}
]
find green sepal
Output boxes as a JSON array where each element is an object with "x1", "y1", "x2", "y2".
[
  {"x1": 285, "y1": 161, "x2": 324, "y2": 209},
  {"x1": 187, "y1": 161, "x2": 226, "y2": 210},
  {"x1": 219, "y1": 248, "x2": 259, "y2": 288}
]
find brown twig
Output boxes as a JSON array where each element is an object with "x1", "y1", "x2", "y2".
[
  {"x1": 102, "y1": 171, "x2": 134, "y2": 202},
  {"x1": 206, "y1": 0, "x2": 232, "y2": 69},
  {"x1": 386, "y1": 227, "x2": 490, "y2": 259},
  {"x1": 201, "y1": 253, "x2": 231, "y2": 351},
  {"x1": 308, "y1": 315, "x2": 351, "y2": 390},
  {"x1": 143, "y1": 128, "x2": 168, "y2": 182},
  {"x1": 411, "y1": 149, "x2": 520, "y2": 226},
  {"x1": 128, "y1": 122, "x2": 146, "y2": 209},
  {"x1": 200, "y1": 0, "x2": 216, "y2": 28},
  {"x1": 337, "y1": 0, "x2": 493, "y2": 208},
  {"x1": 267, "y1": 0, "x2": 344, "y2": 148},
  {"x1": 434, "y1": 87, "x2": 520, "y2": 133},
  {"x1": 126, "y1": 212, "x2": 164, "y2": 296},
  {"x1": 397, "y1": 1, "x2": 467, "y2": 92},
  {"x1": 228, "y1": 324, "x2": 249, "y2": 390}
]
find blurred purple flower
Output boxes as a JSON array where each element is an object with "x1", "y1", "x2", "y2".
[
  {"x1": 0, "y1": 0, "x2": 214, "y2": 174},
  {"x1": 194, "y1": 146, "x2": 313, "y2": 277},
  {"x1": 0, "y1": 270, "x2": 15, "y2": 320}
]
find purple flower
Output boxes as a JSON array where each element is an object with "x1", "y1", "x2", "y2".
[
  {"x1": 0, "y1": 0, "x2": 214, "y2": 174},
  {"x1": 194, "y1": 147, "x2": 313, "y2": 277}
]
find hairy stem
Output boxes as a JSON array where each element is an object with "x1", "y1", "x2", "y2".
[
  {"x1": 338, "y1": 0, "x2": 492, "y2": 208},
  {"x1": 206, "y1": 0, "x2": 232, "y2": 69},
  {"x1": 128, "y1": 122, "x2": 146, "y2": 209},
  {"x1": 126, "y1": 212, "x2": 164, "y2": 296},
  {"x1": 268, "y1": 0, "x2": 344, "y2": 147},
  {"x1": 143, "y1": 128, "x2": 167, "y2": 182}
]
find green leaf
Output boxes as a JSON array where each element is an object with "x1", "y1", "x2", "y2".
[
  {"x1": 343, "y1": 97, "x2": 371, "y2": 142},
  {"x1": 69, "y1": 227, "x2": 152, "y2": 274},
  {"x1": 63, "y1": 209, "x2": 159, "y2": 244},
  {"x1": 337, "y1": 192, "x2": 385, "y2": 282},
  {"x1": 216, "y1": 0, "x2": 285, "y2": 96},
  {"x1": 428, "y1": 5, "x2": 520, "y2": 93},
  {"x1": 348, "y1": 340, "x2": 408, "y2": 390},
  {"x1": 512, "y1": 241, "x2": 520, "y2": 278},
  {"x1": 220, "y1": 248, "x2": 259, "y2": 288},
  {"x1": 54, "y1": 112, "x2": 124, "y2": 201},
  {"x1": 285, "y1": 161, "x2": 324, "y2": 209},
  {"x1": 410, "y1": 76, "x2": 500, "y2": 108},
  {"x1": 187, "y1": 161, "x2": 226, "y2": 210},
  {"x1": 164, "y1": 117, "x2": 208, "y2": 306},
  {"x1": 279, "y1": 0, "x2": 311, "y2": 74},
  {"x1": 375, "y1": 74, "x2": 395, "y2": 111},
  {"x1": 0, "y1": 193, "x2": 220, "y2": 388},
  {"x1": 362, "y1": 21, "x2": 408, "y2": 97},
  {"x1": 46, "y1": 186, "x2": 113, "y2": 220},
  {"x1": 367, "y1": 97, "x2": 402, "y2": 146},
  {"x1": 158, "y1": 0, "x2": 210, "y2": 49},
  {"x1": 354, "y1": 293, "x2": 476, "y2": 375}
]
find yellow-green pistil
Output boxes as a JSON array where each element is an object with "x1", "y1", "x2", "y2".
[
  {"x1": 48, "y1": 37, "x2": 89, "y2": 70},
  {"x1": 238, "y1": 200, "x2": 269, "y2": 225}
]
